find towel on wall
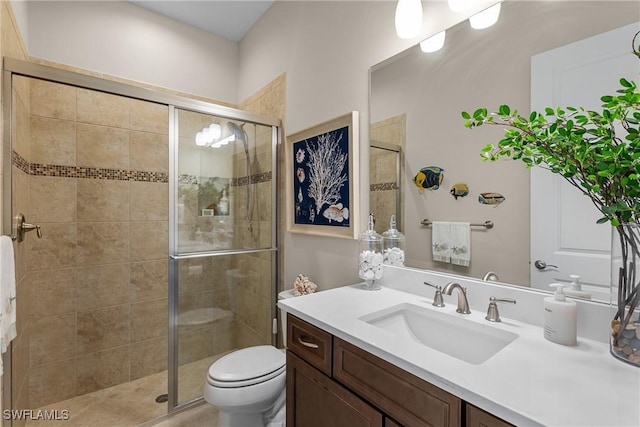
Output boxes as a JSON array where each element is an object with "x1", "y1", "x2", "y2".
[
  {"x1": 432, "y1": 222, "x2": 451, "y2": 263},
  {"x1": 450, "y1": 222, "x2": 471, "y2": 267},
  {"x1": 0, "y1": 235, "x2": 16, "y2": 375}
]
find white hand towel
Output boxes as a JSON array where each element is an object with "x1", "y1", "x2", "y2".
[
  {"x1": 450, "y1": 222, "x2": 471, "y2": 267},
  {"x1": 0, "y1": 235, "x2": 17, "y2": 369},
  {"x1": 432, "y1": 222, "x2": 451, "y2": 263}
]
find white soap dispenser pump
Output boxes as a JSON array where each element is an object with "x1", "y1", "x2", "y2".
[
  {"x1": 563, "y1": 274, "x2": 592, "y2": 299},
  {"x1": 544, "y1": 283, "x2": 577, "y2": 346}
]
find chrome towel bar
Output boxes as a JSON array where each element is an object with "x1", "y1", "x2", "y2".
[{"x1": 421, "y1": 218, "x2": 494, "y2": 229}]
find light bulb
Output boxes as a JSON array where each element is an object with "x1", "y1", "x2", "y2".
[
  {"x1": 447, "y1": 0, "x2": 473, "y2": 12},
  {"x1": 195, "y1": 131, "x2": 208, "y2": 146},
  {"x1": 208, "y1": 123, "x2": 222, "y2": 140},
  {"x1": 395, "y1": 0, "x2": 423, "y2": 40},
  {"x1": 420, "y1": 30, "x2": 446, "y2": 53},
  {"x1": 469, "y1": 2, "x2": 501, "y2": 30}
]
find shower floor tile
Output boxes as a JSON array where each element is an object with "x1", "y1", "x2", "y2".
[{"x1": 25, "y1": 354, "x2": 225, "y2": 427}]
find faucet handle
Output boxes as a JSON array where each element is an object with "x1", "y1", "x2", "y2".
[
  {"x1": 485, "y1": 296, "x2": 516, "y2": 322},
  {"x1": 423, "y1": 282, "x2": 445, "y2": 307}
]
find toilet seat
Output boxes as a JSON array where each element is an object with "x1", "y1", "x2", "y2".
[{"x1": 207, "y1": 345, "x2": 286, "y2": 388}]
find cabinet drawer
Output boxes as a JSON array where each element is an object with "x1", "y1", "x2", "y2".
[
  {"x1": 466, "y1": 403, "x2": 513, "y2": 427},
  {"x1": 287, "y1": 314, "x2": 333, "y2": 376},
  {"x1": 334, "y1": 338, "x2": 461, "y2": 427}
]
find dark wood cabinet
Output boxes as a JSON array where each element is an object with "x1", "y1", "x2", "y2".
[
  {"x1": 286, "y1": 313, "x2": 512, "y2": 427},
  {"x1": 466, "y1": 403, "x2": 514, "y2": 427},
  {"x1": 334, "y1": 337, "x2": 461, "y2": 427},
  {"x1": 286, "y1": 351, "x2": 383, "y2": 427}
]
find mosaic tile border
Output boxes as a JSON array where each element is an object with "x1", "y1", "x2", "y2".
[
  {"x1": 371, "y1": 182, "x2": 399, "y2": 192},
  {"x1": 14, "y1": 151, "x2": 272, "y2": 185},
  {"x1": 231, "y1": 171, "x2": 272, "y2": 186},
  {"x1": 13, "y1": 150, "x2": 169, "y2": 183}
]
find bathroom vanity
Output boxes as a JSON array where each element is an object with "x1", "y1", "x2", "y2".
[
  {"x1": 286, "y1": 313, "x2": 510, "y2": 426},
  {"x1": 279, "y1": 276, "x2": 640, "y2": 427}
]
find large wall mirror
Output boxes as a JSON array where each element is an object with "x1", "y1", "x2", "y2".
[{"x1": 370, "y1": 1, "x2": 640, "y2": 302}]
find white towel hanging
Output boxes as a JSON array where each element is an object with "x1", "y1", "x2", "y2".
[
  {"x1": 432, "y1": 222, "x2": 451, "y2": 263},
  {"x1": 0, "y1": 235, "x2": 17, "y2": 375},
  {"x1": 450, "y1": 222, "x2": 471, "y2": 267}
]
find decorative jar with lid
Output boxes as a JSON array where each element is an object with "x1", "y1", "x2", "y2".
[
  {"x1": 382, "y1": 215, "x2": 405, "y2": 266},
  {"x1": 358, "y1": 214, "x2": 383, "y2": 291}
]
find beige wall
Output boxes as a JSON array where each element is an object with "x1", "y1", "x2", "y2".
[{"x1": 23, "y1": 1, "x2": 240, "y2": 104}]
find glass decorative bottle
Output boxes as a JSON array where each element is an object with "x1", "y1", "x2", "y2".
[
  {"x1": 382, "y1": 215, "x2": 405, "y2": 266},
  {"x1": 358, "y1": 214, "x2": 383, "y2": 291}
]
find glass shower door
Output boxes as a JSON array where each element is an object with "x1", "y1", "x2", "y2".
[{"x1": 170, "y1": 108, "x2": 277, "y2": 407}]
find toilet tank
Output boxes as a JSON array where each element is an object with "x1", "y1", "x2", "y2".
[{"x1": 278, "y1": 289, "x2": 296, "y2": 345}]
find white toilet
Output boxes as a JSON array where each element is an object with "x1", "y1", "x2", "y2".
[{"x1": 204, "y1": 289, "x2": 295, "y2": 427}]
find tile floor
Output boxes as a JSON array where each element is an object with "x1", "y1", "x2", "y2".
[{"x1": 25, "y1": 355, "x2": 223, "y2": 427}]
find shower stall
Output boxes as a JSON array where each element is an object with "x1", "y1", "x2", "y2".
[{"x1": 2, "y1": 59, "x2": 279, "y2": 426}]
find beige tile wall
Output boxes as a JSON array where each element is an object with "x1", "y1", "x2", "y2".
[
  {"x1": 22, "y1": 78, "x2": 169, "y2": 408},
  {"x1": 237, "y1": 74, "x2": 286, "y2": 347},
  {"x1": 370, "y1": 114, "x2": 405, "y2": 234}
]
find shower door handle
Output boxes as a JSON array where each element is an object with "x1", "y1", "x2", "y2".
[{"x1": 13, "y1": 213, "x2": 42, "y2": 242}]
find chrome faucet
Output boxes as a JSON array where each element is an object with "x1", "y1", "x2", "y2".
[{"x1": 442, "y1": 282, "x2": 471, "y2": 314}]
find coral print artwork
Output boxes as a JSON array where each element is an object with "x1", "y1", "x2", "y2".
[{"x1": 293, "y1": 126, "x2": 350, "y2": 227}]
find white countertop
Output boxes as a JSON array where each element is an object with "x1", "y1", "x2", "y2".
[{"x1": 279, "y1": 284, "x2": 640, "y2": 427}]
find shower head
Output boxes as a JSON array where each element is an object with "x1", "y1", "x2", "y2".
[{"x1": 227, "y1": 122, "x2": 248, "y2": 144}]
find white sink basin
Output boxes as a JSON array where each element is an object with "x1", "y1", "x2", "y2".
[{"x1": 360, "y1": 303, "x2": 518, "y2": 365}]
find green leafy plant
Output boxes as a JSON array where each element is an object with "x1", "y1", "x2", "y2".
[{"x1": 462, "y1": 31, "x2": 640, "y2": 364}]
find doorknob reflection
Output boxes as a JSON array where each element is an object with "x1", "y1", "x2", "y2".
[{"x1": 534, "y1": 260, "x2": 558, "y2": 270}]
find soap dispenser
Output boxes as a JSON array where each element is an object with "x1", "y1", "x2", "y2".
[
  {"x1": 382, "y1": 215, "x2": 405, "y2": 266},
  {"x1": 543, "y1": 283, "x2": 577, "y2": 346},
  {"x1": 563, "y1": 274, "x2": 591, "y2": 299}
]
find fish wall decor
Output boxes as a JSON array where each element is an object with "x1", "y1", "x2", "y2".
[
  {"x1": 413, "y1": 166, "x2": 444, "y2": 193},
  {"x1": 450, "y1": 183, "x2": 469, "y2": 200},
  {"x1": 478, "y1": 192, "x2": 505, "y2": 206}
]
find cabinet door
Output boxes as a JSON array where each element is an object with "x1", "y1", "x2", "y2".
[
  {"x1": 333, "y1": 338, "x2": 461, "y2": 426},
  {"x1": 287, "y1": 351, "x2": 383, "y2": 427},
  {"x1": 466, "y1": 404, "x2": 513, "y2": 427}
]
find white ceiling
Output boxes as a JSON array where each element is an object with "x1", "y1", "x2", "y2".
[{"x1": 130, "y1": 0, "x2": 275, "y2": 42}]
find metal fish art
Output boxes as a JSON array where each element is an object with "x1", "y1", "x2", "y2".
[
  {"x1": 450, "y1": 183, "x2": 469, "y2": 200},
  {"x1": 478, "y1": 192, "x2": 505, "y2": 206},
  {"x1": 413, "y1": 166, "x2": 444, "y2": 193},
  {"x1": 323, "y1": 203, "x2": 349, "y2": 223}
]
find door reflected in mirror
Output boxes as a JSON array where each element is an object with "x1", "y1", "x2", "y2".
[{"x1": 369, "y1": 1, "x2": 640, "y2": 302}]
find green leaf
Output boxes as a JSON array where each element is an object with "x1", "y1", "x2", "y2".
[
  {"x1": 596, "y1": 217, "x2": 609, "y2": 224},
  {"x1": 461, "y1": 111, "x2": 471, "y2": 119},
  {"x1": 499, "y1": 105, "x2": 511, "y2": 115},
  {"x1": 545, "y1": 107, "x2": 554, "y2": 116},
  {"x1": 620, "y1": 78, "x2": 633, "y2": 88}
]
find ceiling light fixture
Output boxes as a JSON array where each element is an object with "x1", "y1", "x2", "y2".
[
  {"x1": 420, "y1": 30, "x2": 446, "y2": 53},
  {"x1": 469, "y1": 2, "x2": 501, "y2": 30},
  {"x1": 395, "y1": 0, "x2": 423, "y2": 39},
  {"x1": 195, "y1": 123, "x2": 222, "y2": 147},
  {"x1": 210, "y1": 134, "x2": 236, "y2": 149}
]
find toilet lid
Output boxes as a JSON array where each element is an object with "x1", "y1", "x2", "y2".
[{"x1": 208, "y1": 346, "x2": 285, "y2": 383}]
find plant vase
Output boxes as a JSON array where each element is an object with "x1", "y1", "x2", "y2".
[{"x1": 611, "y1": 224, "x2": 640, "y2": 367}]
